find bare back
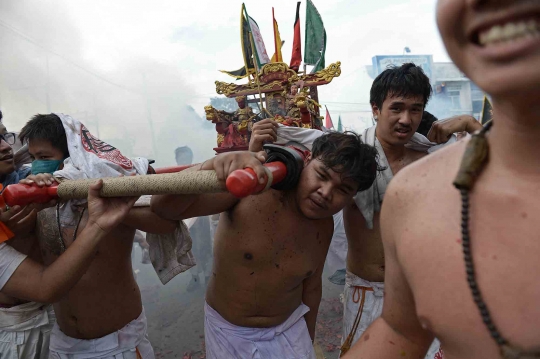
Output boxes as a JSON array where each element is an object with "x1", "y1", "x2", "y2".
[
  {"x1": 36, "y1": 207, "x2": 141, "y2": 339},
  {"x1": 345, "y1": 147, "x2": 427, "y2": 282},
  {"x1": 388, "y1": 140, "x2": 540, "y2": 358},
  {"x1": 206, "y1": 189, "x2": 333, "y2": 328}
]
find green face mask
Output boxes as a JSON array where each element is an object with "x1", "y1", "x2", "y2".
[{"x1": 31, "y1": 159, "x2": 63, "y2": 175}]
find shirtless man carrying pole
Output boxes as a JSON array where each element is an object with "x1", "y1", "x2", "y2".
[
  {"x1": 151, "y1": 132, "x2": 379, "y2": 359},
  {"x1": 344, "y1": 0, "x2": 540, "y2": 358}
]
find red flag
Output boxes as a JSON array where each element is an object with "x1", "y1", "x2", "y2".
[
  {"x1": 289, "y1": 2, "x2": 302, "y2": 71},
  {"x1": 325, "y1": 106, "x2": 334, "y2": 129}
]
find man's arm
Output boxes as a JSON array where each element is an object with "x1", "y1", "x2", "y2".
[
  {"x1": 302, "y1": 227, "x2": 332, "y2": 341},
  {"x1": 151, "y1": 151, "x2": 268, "y2": 220},
  {"x1": 123, "y1": 207, "x2": 177, "y2": 234},
  {"x1": 427, "y1": 114, "x2": 483, "y2": 144},
  {"x1": 1, "y1": 180, "x2": 138, "y2": 303},
  {"x1": 343, "y1": 182, "x2": 434, "y2": 358},
  {"x1": 302, "y1": 263, "x2": 324, "y2": 342}
]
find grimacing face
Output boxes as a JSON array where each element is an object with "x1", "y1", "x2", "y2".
[
  {"x1": 373, "y1": 95, "x2": 424, "y2": 147},
  {"x1": 436, "y1": 0, "x2": 540, "y2": 102},
  {"x1": 294, "y1": 157, "x2": 358, "y2": 220}
]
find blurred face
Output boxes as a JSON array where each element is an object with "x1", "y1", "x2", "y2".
[
  {"x1": 0, "y1": 138, "x2": 14, "y2": 176},
  {"x1": 28, "y1": 139, "x2": 65, "y2": 162},
  {"x1": 295, "y1": 157, "x2": 358, "y2": 220},
  {"x1": 373, "y1": 95, "x2": 424, "y2": 146},
  {"x1": 437, "y1": 0, "x2": 540, "y2": 102},
  {"x1": 175, "y1": 152, "x2": 193, "y2": 166}
]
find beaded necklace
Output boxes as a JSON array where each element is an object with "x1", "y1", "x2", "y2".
[{"x1": 453, "y1": 121, "x2": 540, "y2": 359}]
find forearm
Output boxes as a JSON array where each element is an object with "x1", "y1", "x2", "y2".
[
  {"x1": 123, "y1": 207, "x2": 177, "y2": 234},
  {"x1": 36, "y1": 223, "x2": 106, "y2": 302},
  {"x1": 343, "y1": 317, "x2": 433, "y2": 359},
  {"x1": 150, "y1": 159, "x2": 216, "y2": 220},
  {"x1": 302, "y1": 285, "x2": 322, "y2": 341}
]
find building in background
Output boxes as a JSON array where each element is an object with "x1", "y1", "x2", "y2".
[{"x1": 367, "y1": 55, "x2": 485, "y2": 120}]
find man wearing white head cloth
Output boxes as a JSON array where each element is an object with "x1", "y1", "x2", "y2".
[{"x1": 16, "y1": 113, "x2": 183, "y2": 359}]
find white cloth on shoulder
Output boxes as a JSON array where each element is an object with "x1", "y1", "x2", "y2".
[
  {"x1": 275, "y1": 125, "x2": 323, "y2": 151},
  {"x1": 204, "y1": 302, "x2": 315, "y2": 359},
  {"x1": 0, "y1": 303, "x2": 55, "y2": 359},
  {"x1": 354, "y1": 124, "x2": 456, "y2": 229},
  {"x1": 52, "y1": 113, "x2": 194, "y2": 285},
  {"x1": 49, "y1": 309, "x2": 154, "y2": 359}
]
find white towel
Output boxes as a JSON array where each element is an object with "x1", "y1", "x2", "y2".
[
  {"x1": 275, "y1": 125, "x2": 323, "y2": 151},
  {"x1": 355, "y1": 124, "x2": 456, "y2": 229},
  {"x1": 52, "y1": 113, "x2": 194, "y2": 284}
]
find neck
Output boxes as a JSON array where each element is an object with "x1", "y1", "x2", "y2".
[
  {"x1": 489, "y1": 97, "x2": 540, "y2": 177},
  {"x1": 376, "y1": 135, "x2": 406, "y2": 163}
]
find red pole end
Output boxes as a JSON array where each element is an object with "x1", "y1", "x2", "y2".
[{"x1": 3, "y1": 183, "x2": 59, "y2": 207}]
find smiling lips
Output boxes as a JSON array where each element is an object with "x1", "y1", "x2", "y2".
[
  {"x1": 478, "y1": 19, "x2": 539, "y2": 46},
  {"x1": 0, "y1": 154, "x2": 13, "y2": 162}
]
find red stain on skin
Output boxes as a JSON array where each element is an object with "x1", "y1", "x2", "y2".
[
  {"x1": 456, "y1": 238, "x2": 462, "y2": 244},
  {"x1": 364, "y1": 334, "x2": 370, "y2": 341},
  {"x1": 389, "y1": 341, "x2": 396, "y2": 345}
]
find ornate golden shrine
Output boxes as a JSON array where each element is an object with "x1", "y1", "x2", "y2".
[{"x1": 205, "y1": 61, "x2": 341, "y2": 153}]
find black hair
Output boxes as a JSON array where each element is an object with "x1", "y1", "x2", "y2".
[
  {"x1": 370, "y1": 63, "x2": 432, "y2": 110},
  {"x1": 416, "y1": 110, "x2": 438, "y2": 137},
  {"x1": 311, "y1": 131, "x2": 381, "y2": 192},
  {"x1": 19, "y1": 114, "x2": 69, "y2": 158},
  {"x1": 0, "y1": 110, "x2": 3, "y2": 121}
]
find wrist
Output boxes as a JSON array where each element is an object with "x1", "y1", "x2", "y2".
[
  {"x1": 82, "y1": 220, "x2": 109, "y2": 241},
  {"x1": 199, "y1": 158, "x2": 214, "y2": 171}
]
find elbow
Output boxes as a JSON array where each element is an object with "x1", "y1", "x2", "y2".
[{"x1": 150, "y1": 196, "x2": 166, "y2": 218}]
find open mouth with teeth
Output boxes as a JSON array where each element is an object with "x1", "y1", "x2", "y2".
[{"x1": 475, "y1": 19, "x2": 539, "y2": 46}]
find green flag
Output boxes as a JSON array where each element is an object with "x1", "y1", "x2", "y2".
[
  {"x1": 304, "y1": 0, "x2": 326, "y2": 73},
  {"x1": 337, "y1": 115, "x2": 343, "y2": 132},
  {"x1": 220, "y1": 9, "x2": 256, "y2": 79}
]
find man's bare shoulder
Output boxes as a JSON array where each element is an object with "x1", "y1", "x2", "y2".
[{"x1": 390, "y1": 139, "x2": 468, "y2": 201}]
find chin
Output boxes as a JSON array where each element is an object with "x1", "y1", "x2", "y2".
[
  {"x1": 0, "y1": 164, "x2": 15, "y2": 176},
  {"x1": 475, "y1": 67, "x2": 540, "y2": 103}
]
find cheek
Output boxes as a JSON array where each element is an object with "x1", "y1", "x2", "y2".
[{"x1": 436, "y1": 0, "x2": 467, "y2": 62}]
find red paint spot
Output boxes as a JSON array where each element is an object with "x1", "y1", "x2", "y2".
[
  {"x1": 456, "y1": 238, "x2": 462, "y2": 244},
  {"x1": 364, "y1": 334, "x2": 370, "y2": 341}
]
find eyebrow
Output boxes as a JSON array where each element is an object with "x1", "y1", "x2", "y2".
[
  {"x1": 321, "y1": 166, "x2": 356, "y2": 193},
  {"x1": 389, "y1": 101, "x2": 424, "y2": 107}
]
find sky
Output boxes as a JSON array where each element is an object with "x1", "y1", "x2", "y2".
[{"x1": 0, "y1": 0, "x2": 450, "y2": 163}]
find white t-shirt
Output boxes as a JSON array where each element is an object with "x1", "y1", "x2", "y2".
[{"x1": 0, "y1": 243, "x2": 27, "y2": 291}]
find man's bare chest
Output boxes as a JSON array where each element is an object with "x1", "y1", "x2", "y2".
[
  {"x1": 403, "y1": 209, "x2": 540, "y2": 356},
  {"x1": 218, "y1": 199, "x2": 326, "y2": 279}
]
